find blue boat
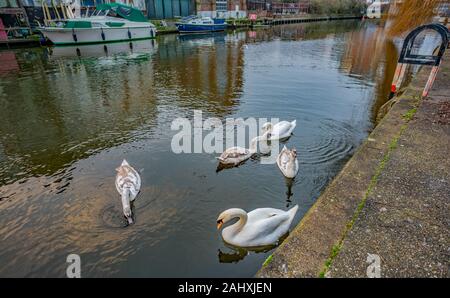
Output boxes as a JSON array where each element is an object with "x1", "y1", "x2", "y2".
[{"x1": 175, "y1": 16, "x2": 227, "y2": 33}]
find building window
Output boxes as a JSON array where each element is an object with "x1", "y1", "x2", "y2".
[
  {"x1": 247, "y1": 0, "x2": 266, "y2": 11},
  {"x1": 216, "y1": 0, "x2": 227, "y2": 12},
  {"x1": 0, "y1": 0, "x2": 19, "y2": 8}
]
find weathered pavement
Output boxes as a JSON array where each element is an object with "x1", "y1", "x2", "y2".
[
  {"x1": 257, "y1": 52, "x2": 449, "y2": 278},
  {"x1": 328, "y1": 54, "x2": 450, "y2": 277}
]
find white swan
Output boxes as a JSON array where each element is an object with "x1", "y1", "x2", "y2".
[
  {"x1": 262, "y1": 120, "x2": 296, "y2": 140},
  {"x1": 216, "y1": 205, "x2": 298, "y2": 247},
  {"x1": 277, "y1": 145, "x2": 299, "y2": 178},
  {"x1": 217, "y1": 131, "x2": 271, "y2": 165},
  {"x1": 115, "y1": 159, "x2": 141, "y2": 224}
]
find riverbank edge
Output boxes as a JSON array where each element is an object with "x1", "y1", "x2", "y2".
[
  {"x1": 229, "y1": 14, "x2": 362, "y2": 29},
  {"x1": 0, "y1": 14, "x2": 363, "y2": 48},
  {"x1": 156, "y1": 14, "x2": 362, "y2": 34},
  {"x1": 256, "y1": 56, "x2": 436, "y2": 278}
]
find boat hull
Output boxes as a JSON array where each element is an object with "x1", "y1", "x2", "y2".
[
  {"x1": 175, "y1": 23, "x2": 227, "y2": 33},
  {"x1": 40, "y1": 26, "x2": 157, "y2": 45}
]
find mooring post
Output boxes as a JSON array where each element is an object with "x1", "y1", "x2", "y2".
[
  {"x1": 422, "y1": 64, "x2": 440, "y2": 97},
  {"x1": 391, "y1": 62, "x2": 407, "y2": 94}
]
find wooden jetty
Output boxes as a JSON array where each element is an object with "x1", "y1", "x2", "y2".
[
  {"x1": 0, "y1": 37, "x2": 41, "y2": 48},
  {"x1": 268, "y1": 15, "x2": 363, "y2": 26}
]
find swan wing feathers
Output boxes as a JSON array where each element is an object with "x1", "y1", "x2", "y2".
[
  {"x1": 277, "y1": 149, "x2": 290, "y2": 170},
  {"x1": 219, "y1": 147, "x2": 249, "y2": 159},
  {"x1": 280, "y1": 151, "x2": 290, "y2": 165},
  {"x1": 115, "y1": 164, "x2": 141, "y2": 200},
  {"x1": 273, "y1": 121, "x2": 294, "y2": 138},
  {"x1": 249, "y1": 208, "x2": 290, "y2": 220},
  {"x1": 235, "y1": 208, "x2": 294, "y2": 246}
]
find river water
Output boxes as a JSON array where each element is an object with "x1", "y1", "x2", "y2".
[{"x1": 0, "y1": 20, "x2": 403, "y2": 277}]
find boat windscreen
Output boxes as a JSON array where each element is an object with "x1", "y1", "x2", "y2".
[
  {"x1": 64, "y1": 20, "x2": 92, "y2": 29},
  {"x1": 180, "y1": 15, "x2": 197, "y2": 22}
]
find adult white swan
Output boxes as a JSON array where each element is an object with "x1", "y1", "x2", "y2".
[
  {"x1": 216, "y1": 205, "x2": 299, "y2": 247},
  {"x1": 277, "y1": 146, "x2": 299, "y2": 178},
  {"x1": 217, "y1": 131, "x2": 271, "y2": 165},
  {"x1": 262, "y1": 120, "x2": 296, "y2": 140},
  {"x1": 115, "y1": 159, "x2": 141, "y2": 224}
]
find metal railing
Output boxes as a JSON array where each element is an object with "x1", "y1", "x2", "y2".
[{"x1": 390, "y1": 23, "x2": 449, "y2": 98}]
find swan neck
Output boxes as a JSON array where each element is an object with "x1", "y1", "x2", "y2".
[
  {"x1": 121, "y1": 187, "x2": 131, "y2": 209},
  {"x1": 249, "y1": 134, "x2": 266, "y2": 153},
  {"x1": 231, "y1": 210, "x2": 248, "y2": 232},
  {"x1": 286, "y1": 158, "x2": 296, "y2": 169}
]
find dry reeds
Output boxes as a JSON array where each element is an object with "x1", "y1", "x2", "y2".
[{"x1": 386, "y1": 0, "x2": 445, "y2": 37}]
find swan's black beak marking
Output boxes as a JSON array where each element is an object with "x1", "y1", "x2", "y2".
[{"x1": 216, "y1": 219, "x2": 224, "y2": 230}]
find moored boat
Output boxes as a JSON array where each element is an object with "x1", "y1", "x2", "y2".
[
  {"x1": 175, "y1": 16, "x2": 226, "y2": 33},
  {"x1": 39, "y1": 3, "x2": 156, "y2": 46}
]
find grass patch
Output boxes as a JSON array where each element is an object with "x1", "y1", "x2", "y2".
[
  {"x1": 403, "y1": 108, "x2": 417, "y2": 121},
  {"x1": 318, "y1": 110, "x2": 415, "y2": 277},
  {"x1": 318, "y1": 143, "x2": 394, "y2": 277},
  {"x1": 262, "y1": 255, "x2": 273, "y2": 267}
]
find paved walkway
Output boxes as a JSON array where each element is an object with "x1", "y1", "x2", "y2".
[
  {"x1": 329, "y1": 53, "x2": 450, "y2": 277},
  {"x1": 258, "y1": 52, "x2": 449, "y2": 278}
]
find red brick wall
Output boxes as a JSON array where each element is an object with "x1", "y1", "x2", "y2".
[
  {"x1": 198, "y1": 0, "x2": 215, "y2": 12},
  {"x1": 227, "y1": 0, "x2": 247, "y2": 11},
  {"x1": 197, "y1": 0, "x2": 247, "y2": 12}
]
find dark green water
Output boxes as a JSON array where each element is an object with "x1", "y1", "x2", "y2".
[{"x1": 0, "y1": 20, "x2": 400, "y2": 277}]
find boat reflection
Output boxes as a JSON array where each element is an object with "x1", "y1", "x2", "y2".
[
  {"x1": 46, "y1": 39, "x2": 158, "y2": 59},
  {"x1": 0, "y1": 52, "x2": 20, "y2": 76},
  {"x1": 177, "y1": 31, "x2": 227, "y2": 45}
]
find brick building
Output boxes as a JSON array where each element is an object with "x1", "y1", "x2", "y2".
[
  {"x1": 271, "y1": 0, "x2": 310, "y2": 15},
  {"x1": 246, "y1": 1, "x2": 311, "y2": 17},
  {"x1": 197, "y1": 0, "x2": 247, "y2": 18}
]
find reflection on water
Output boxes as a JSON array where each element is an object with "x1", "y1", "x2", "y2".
[
  {"x1": 218, "y1": 247, "x2": 250, "y2": 264},
  {"x1": 0, "y1": 20, "x2": 422, "y2": 277},
  {"x1": 284, "y1": 177, "x2": 295, "y2": 207},
  {"x1": 218, "y1": 241, "x2": 277, "y2": 264},
  {"x1": 47, "y1": 40, "x2": 158, "y2": 59}
]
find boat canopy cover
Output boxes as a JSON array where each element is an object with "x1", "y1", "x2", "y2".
[{"x1": 96, "y1": 3, "x2": 148, "y2": 22}]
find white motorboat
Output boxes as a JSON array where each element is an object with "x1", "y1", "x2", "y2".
[{"x1": 39, "y1": 3, "x2": 156, "y2": 46}]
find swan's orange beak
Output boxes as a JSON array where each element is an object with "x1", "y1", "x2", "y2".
[{"x1": 216, "y1": 219, "x2": 224, "y2": 230}]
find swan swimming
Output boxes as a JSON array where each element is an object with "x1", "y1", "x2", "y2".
[
  {"x1": 216, "y1": 205, "x2": 298, "y2": 247},
  {"x1": 277, "y1": 145, "x2": 299, "y2": 178},
  {"x1": 217, "y1": 131, "x2": 271, "y2": 165},
  {"x1": 115, "y1": 159, "x2": 141, "y2": 224},
  {"x1": 262, "y1": 120, "x2": 296, "y2": 140}
]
